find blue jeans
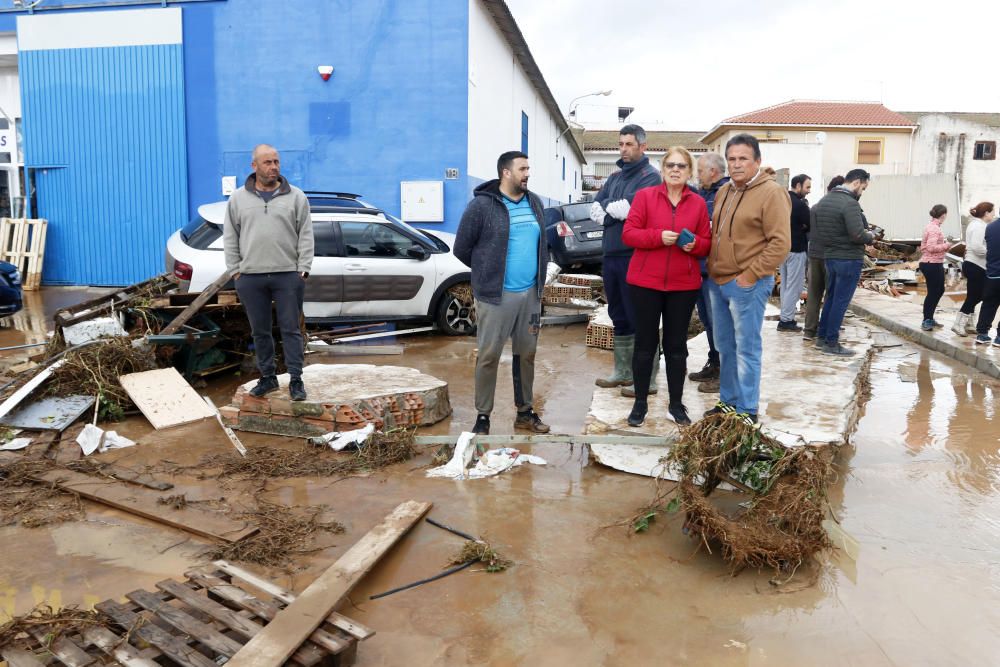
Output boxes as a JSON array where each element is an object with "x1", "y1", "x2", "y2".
[
  {"x1": 708, "y1": 275, "x2": 774, "y2": 416},
  {"x1": 817, "y1": 259, "x2": 863, "y2": 345},
  {"x1": 695, "y1": 270, "x2": 719, "y2": 365}
]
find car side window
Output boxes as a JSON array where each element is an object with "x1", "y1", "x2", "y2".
[
  {"x1": 340, "y1": 221, "x2": 412, "y2": 258},
  {"x1": 313, "y1": 220, "x2": 338, "y2": 257}
]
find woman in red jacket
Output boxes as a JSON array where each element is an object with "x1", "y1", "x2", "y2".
[{"x1": 621, "y1": 147, "x2": 711, "y2": 426}]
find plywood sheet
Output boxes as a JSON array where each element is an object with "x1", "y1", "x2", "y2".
[{"x1": 120, "y1": 367, "x2": 215, "y2": 429}]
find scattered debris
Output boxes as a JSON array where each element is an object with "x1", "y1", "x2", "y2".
[
  {"x1": 157, "y1": 494, "x2": 189, "y2": 510},
  {"x1": 426, "y1": 433, "x2": 546, "y2": 479},
  {"x1": 62, "y1": 315, "x2": 128, "y2": 346},
  {"x1": 0, "y1": 604, "x2": 110, "y2": 651},
  {"x1": 449, "y1": 538, "x2": 513, "y2": 573},
  {"x1": 1, "y1": 394, "x2": 95, "y2": 432},
  {"x1": 119, "y1": 367, "x2": 216, "y2": 429},
  {"x1": 0, "y1": 458, "x2": 83, "y2": 528},
  {"x1": 45, "y1": 339, "x2": 156, "y2": 420},
  {"x1": 204, "y1": 395, "x2": 247, "y2": 456},
  {"x1": 308, "y1": 422, "x2": 376, "y2": 451}
]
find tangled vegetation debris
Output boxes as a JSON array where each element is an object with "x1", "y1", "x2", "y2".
[
  {"x1": 0, "y1": 605, "x2": 111, "y2": 650},
  {"x1": 0, "y1": 458, "x2": 82, "y2": 528},
  {"x1": 450, "y1": 538, "x2": 513, "y2": 573}
]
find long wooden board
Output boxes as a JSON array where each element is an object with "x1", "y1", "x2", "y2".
[
  {"x1": 34, "y1": 468, "x2": 257, "y2": 543},
  {"x1": 224, "y1": 500, "x2": 431, "y2": 667},
  {"x1": 160, "y1": 269, "x2": 234, "y2": 335},
  {"x1": 119, "y1": 367, "x2": 216, "y2": 429}
]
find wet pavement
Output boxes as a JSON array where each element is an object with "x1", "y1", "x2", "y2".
[{"x1": 1, "y1": 288, "x2": 999, "y2": 665}]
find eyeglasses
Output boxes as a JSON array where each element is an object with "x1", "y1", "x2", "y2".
[{"x1": 663, "y1": 162, "x2": 688, "y2": 171}]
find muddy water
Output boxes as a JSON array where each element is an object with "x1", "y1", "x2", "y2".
[{"x1": 0, "y1": 292, "x2": 999, "y2": 665}]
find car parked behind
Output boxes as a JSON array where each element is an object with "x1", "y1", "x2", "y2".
[
  {"x1": 165, "y1": 192, "x2": 476, "y2": 335},
  {"x1": 543, "y1": 201, "x2": 604, "y2": 270},
  {"x1": 0, "y1": 261, "x2": 22, "y2": 319}
]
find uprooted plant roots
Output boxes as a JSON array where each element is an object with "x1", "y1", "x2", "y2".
[
  {"x1": 44, "y1": 337, "x2": 158, "y2": 421},
  {"x1": 0, "y1": 605, "x2": 112, "y2": 650},
  {"x1": 631, "y1": 413, "x2": 833, "y2": 574},
  {"x1": 0, "y1": 458, "x2": 83, "y2": 529},
  {"x1": 195, "y1": 427, "x2": 417, "y2": 481},
  {"x1": 449, "y1": 538, "x2": 513, "y2": 573}
]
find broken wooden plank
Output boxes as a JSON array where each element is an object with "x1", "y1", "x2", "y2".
[
  {"x1": 224, "y1": 500, "x2": 430, "y2": 667},
  {"x1": 34, "y1": 468, "x2": 257, "y2": 543},
  {"x1": 119, "y1": 368, "x2": 216, "y2": 429},
  {"x1": 0, "y1": 647, "x2": 47, "y2": 667},
  {"x1": 306, "y1": 343, "x2": 404, "y2": 356},
  {"x1": 81, "y1": 626, "x2": 160, "y2": 667},
  {"x1": 204, "y1": 395, "x2": 247, "y2": 456},
  {"x1": 86, "y1": 463, "x2": 174, "y2": 491},
  {"x1": 0, "y1": 360, "x2": 65, "y2": 421},
  {"x1": 211, "y1": 560, "x2": 375, "y2": 641},
  {"x1": 95, "y1": 600, "x2": 217, "y2": 667},
  {"x1": 54, "y1": 275, "x2": 172, "y2": 328},
  {"x1": 125, "y1": 588, "x2": 244, "y2": 658},
  {"x1": 160, "y1": 270, "x2": 234, "y2": 336},
  {"x1": 26, "y1": 626, "x2": 96, "y2": 667},
  {"x1": 183, "y1": 569, "x2": 352, "y2": 655}
]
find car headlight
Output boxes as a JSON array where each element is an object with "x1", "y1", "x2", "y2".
[{"x1": 10, "y1": 270, "x2": 20, "y2": 286}]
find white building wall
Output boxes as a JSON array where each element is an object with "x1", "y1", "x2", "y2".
[
  {"x1": 908, "y1": 113, "x2": 1000, "y2": 225},
  {"x1": 467, "y1": 0, "x2": 582, "y2": 206}
]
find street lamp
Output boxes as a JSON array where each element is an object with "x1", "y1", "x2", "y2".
[{"x1": 567, "y1": 89, "x2": 612, "y2": 118}]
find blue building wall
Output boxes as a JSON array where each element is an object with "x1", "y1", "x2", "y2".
[{"x1": 6, "y1": 0, "x2": 471, "y2": 285}]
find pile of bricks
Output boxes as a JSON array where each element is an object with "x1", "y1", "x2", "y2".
[
  {"x1": 585, "y1": 305, "x2": 615, "y2": 350},
  {"x1": 542, "y1": 273, "x2": 604, "y2": 305}
]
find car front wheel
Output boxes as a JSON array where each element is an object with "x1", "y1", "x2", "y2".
[{"x1": 436, "y1": 284, "x2": 477, "y2": 336}]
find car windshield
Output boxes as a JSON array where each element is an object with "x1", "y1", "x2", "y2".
[{"x1": 181, "y1": 215, "x2": 223, "y2": 249}]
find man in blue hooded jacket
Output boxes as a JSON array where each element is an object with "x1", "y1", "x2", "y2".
[{"x1": 590, "y1": 124, "x2": 661, "y2": 396}]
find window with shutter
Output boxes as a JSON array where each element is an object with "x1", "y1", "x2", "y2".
[{"x1": 856, "y1": 139, "x2": 883, "y2": 164}]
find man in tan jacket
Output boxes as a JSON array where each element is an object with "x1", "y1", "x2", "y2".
[{"x1": 704, "y1": 134, "x2": 791, "y2": 424}]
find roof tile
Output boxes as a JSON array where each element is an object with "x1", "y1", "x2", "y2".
[{"x1": 723, "y1": 100, "x2": 916, "y2": 127}]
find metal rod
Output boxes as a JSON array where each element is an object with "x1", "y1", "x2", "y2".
[
  {"x1": 368, "y1": 560, "x2": 476, "y2": 601},
  {"x1": 425, "y1": 517, "x2": 479, "y2": 543},
  {"x1": 0, "y1": 342, "x2": 48, "y2": 352}
]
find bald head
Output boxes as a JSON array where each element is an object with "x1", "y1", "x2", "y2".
[{"x1": 251, "y1": 144, "x2": 281, "y2": 190}]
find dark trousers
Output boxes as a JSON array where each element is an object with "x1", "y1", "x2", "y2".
[
  {"x1": 920, "y1": 262, "x2": 945, "y2": 321},
  {"x1": 603, "y1": 255, "x2": 636, "y2": 336},
  {"x1": 818, "y1": 259, "x2": 862, "y2": 345},
  {"x1": 629, "y1": 285, "x2": 699, "y2": 404},
  {"x1": 976, "y1": 278, "x2": 1000, "y2": 336},
  {"x1": 235, "y1": 271, "x2": 305, "y2": 378},
  {"x1": 695, "y1": 269, "x2": 719, "y2": 365},
  {"x1": 803, "y1": 256, "x2": 826, "y2": 337},
  {"x1": 960, "y1": 261, "x2": 986, "y2": 315}
]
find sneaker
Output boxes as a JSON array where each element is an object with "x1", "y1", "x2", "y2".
[
  {"x1": 921, "y1": 319, "x2": 934, "y2": 331},
  {"x1": 802, "y1": 331, "x2": 816, "y2": 341},
  {"x1": 975, "y1": 334, "x2": 991, "y2": 345},
  {"x1": 822, "y1": 343, "x2": 856, "y2": 356},
  {"x1": 668, "y1": 403, "x2": 691, "y2": 426},
  {"x1": 472, "y1": 414, "x2": 490, "y2": 435},
  {"x1": 703, "y1": 401, "x2": 734, "y2": 418},
  {"x1": 994, "y1": 336, "x2": 1000, "y2": 348},
  {"x1": 514, "y1": 410, "x2": 550, "y2": 433},
  {"x1": 739, "y1": 412, "x2": 759, "y2": 427},
  {"x1": 688, "y1": 361, "x2": 719, "y2": 382},
  {"x1": 697, "y1": 377, "x2": 720, "y2": 393},
  {"x1": 931, "y1": 320, "x2": 944, "y2": 329},
  {"x1": 289, "y1": 377, "x2": 307, "y2": 401},
  {"x1": 627, "y1": 400, "x2": 648, "y2": 427},
  {"x1": 249, "y1": 375, "x2": 279, "y2": 397},
  {"x1": 814, "y1": 338, "x2": 829, "y2": 351},
  {"x1": 776, "y1": 320, "x2": 801, "y2": 332}
]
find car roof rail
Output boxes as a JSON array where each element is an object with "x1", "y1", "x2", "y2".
[
  {"x1": 312, "y1": 207, "x2": 387, "y2": 217},
  {"x1": 304, "y1": 190, "x2": 362, "y2": 199}
]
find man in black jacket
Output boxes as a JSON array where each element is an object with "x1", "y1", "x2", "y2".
[
  {"x1": 454, "y1": 151, "x2": 550, "y2": 436},
  {"x1": 590, "y1": 124, "x2": 661, "y2": 395},
  {"x1": 777, "y1": 174, "x2": 812, "y2": 331}
]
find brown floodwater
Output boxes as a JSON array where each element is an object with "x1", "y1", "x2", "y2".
[{"x1": 0, "y1": 288, "x2": 998, "y2": 665}]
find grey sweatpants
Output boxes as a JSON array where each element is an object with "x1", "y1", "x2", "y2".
[
  {"x1": 235, "y1": 271, "x2": 305, "y2": 378},
  {"x1": 779, "y1": 251, "x2": 808, "y2": 322},
  {"x1": 474, "y1": 289, "x2": 541, "y2": 415}
]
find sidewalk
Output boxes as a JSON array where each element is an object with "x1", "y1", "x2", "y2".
[{"x1": 850, "y1": 289, "x2": 1000, "y2": 380}]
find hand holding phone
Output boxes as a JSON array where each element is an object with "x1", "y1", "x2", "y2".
[{"x1": 677, "y1": 228, "x2": 696, "y2": 250}]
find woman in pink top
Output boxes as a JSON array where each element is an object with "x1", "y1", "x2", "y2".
[{"x1": 919, "y1": 204, "x2": 951, "y2": 330}]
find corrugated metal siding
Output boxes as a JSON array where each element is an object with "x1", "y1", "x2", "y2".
[{"x1": 20, "y1": 44, "x2": 187, "y2": 285}]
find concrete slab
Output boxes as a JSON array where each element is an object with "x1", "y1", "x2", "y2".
[
  {"x1": 586, "y1": 322, "x2": 875, "y2": 451},
  {"x1": 850, "y1": 289, "x2": 1000, "y2": 380}
]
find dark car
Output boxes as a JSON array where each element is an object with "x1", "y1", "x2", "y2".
[
  {"x1": 543, "y1": 201, "x2": 604, "y2": 270},
  {"x1": 0, "y1": 261, "x2": 22, "y2": 317}
]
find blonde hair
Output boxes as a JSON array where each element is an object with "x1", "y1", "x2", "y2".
[{"x1": 661, "y1": 147, "x2": 694, "y2": 171}]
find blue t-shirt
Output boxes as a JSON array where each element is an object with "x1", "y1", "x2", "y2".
[{"x1": 502, "y1": 195, "x2": 540, "y2": 292}]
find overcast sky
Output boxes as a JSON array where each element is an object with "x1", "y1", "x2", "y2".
[{"x1": 505, "y1": 0, "x2": 1000, "y2": 131}]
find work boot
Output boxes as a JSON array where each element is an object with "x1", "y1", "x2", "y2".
[
  {"x1": 289, "y1": 377, "x2": 307, "y2": 401},
  {"x1": 697, "y1": 377, "x2": 720, "y2": 393},
  {"x1": 966, "y1": 316, "x2": 977, "y2": 334},
  {"x1": 627, "y1": 399, "x2": 647, "y2": 427},
  {"x1": 249, "y1": 375, "x2": 279, "y2": 397},
  {"x1": 595, "y1": 334, "x2": 634, "y2": 388},
  {"x1": 472, "y1": 414, "x2": 490, "y2": 435},
  {"x1": 514, "y1": 410, "x2": 550, "y2": 433},
  {"x1": 688, "y1": 360, "x2": 719, "y2": 382},
  {"x1": 951, "y1": 313, "x2": 969, "y2": 336}
]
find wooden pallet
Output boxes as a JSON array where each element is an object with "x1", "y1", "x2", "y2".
[
  {"x1": 0, "y1": 218, "x2": 47, "y2": 290},
  {"x1": 0, "y1": 566, "x2": 371, "y2": 667},
  {"x1": 147, "y1": 291, "x2": 240, "y2": 309}
]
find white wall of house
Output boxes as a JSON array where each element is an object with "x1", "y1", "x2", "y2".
[
  {"x1": 467, "y1": 0, "x2": 582, "y2": 205},
  {"x1": 908, "y1": 113, "x2": 1000, "y2": 224},
  {"x1": 757, "y1": 143, "x2": 825, "y2": 206}
]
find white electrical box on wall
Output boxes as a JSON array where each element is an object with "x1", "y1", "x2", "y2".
[
  {"x1": 400, "y1": 180, "x2": 444, "y2": 222},
  {"x1": 222, "y1": 176, "x2": 236, "y2": 196}
]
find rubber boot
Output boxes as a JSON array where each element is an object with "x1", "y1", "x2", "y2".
[
  {"x1": 966, "y1": 311, "x2": 978, "y2": 334},
  {"x1": 951, "y1": 312, "x2": 969, "y2": 337},
  {"x1": 622, "y1": 344, "x2": 660, "y2": 397},
  {"x1": 596, "y1": 335, "x2": 634, "y2": 388}
]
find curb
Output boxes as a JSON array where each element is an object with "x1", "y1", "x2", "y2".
[{"x1": 849, "y1": 299, "x2": 1000, "y2": 381}]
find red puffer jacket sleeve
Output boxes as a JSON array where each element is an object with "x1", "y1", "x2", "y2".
[{"x1": 621, "y1": 188, "x2": 664, "y2": 249}]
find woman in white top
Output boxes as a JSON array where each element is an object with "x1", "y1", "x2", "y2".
[{"x1": 953, "y1": 201, "x2": 994, "y2": 335}]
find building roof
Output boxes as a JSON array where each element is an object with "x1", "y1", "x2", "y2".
[
  {"x1": 582, "y1": 130, "x2": 708, "y2": 153},
  {"x1": 701, "y1": 100, "x2": 917, "y2": 143},
  {"x1": 900, "y1": 111, "x2": 1000, "y2": 127},
  {"x1": 480, "y1": 1, "x2": 586, "y2": 165}
]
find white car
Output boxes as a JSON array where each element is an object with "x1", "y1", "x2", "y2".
[{"x1": 165, "y1": 192, "x2": 476, "y2": 335}]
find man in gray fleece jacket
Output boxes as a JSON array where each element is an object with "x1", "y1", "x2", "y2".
[{"x1": 224, "y1": 144, "x2": 314, "y2": 400}]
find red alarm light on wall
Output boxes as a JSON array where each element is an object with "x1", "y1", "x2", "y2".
[{"x1": 317, "y1": 65, "x2": 334, "y2": 82}]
